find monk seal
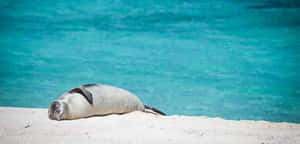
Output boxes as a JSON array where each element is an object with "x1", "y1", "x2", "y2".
[{"x1": 48, "y1": 84, "x2": 165, "y2": 120}]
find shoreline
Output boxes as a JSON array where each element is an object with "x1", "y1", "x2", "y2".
[{"x1": 1, "y1": 107, "x2": 299, "y2": 144}]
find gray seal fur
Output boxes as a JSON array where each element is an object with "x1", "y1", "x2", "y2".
[{"x1": 48, "y1": 84, "x2": 165, "y2": 120}]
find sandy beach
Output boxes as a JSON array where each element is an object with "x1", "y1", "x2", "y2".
[{"x1": 0, "y1": 107, "x2": 299, "y2": 144}]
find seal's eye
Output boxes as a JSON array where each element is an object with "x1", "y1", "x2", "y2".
[{"x1": 55, "y1": 109, "x2": 61, "y2": 114}]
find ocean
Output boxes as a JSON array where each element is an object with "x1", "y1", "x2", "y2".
[{"x1": 0, "y1": 0, "x2": 299, "y2": 123}]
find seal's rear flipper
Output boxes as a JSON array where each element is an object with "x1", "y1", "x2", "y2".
[{"x1": 144, "y1": 105, "x2": 166, "y2": 116}]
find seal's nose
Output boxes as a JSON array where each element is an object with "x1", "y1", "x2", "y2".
[
  {"x1": 48, "y1": 112, "x2": 56, "y2": 120},
  {"x1": 48, "y1": 101, "x2": 60, "y2": 120},
  {"x1": 48, "y1": 113, "x2": 54, "y2": 120}
]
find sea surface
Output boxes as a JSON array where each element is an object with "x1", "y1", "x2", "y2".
[{"x1": 0, "y1": 0, "x2": 299, "y2": 123}]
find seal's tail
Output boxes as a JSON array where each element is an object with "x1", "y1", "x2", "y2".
[{"x1": 144, "y1": 105, "x2": 166, "y2": 116}]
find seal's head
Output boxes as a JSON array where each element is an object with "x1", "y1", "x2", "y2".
[{"x1": 48, "y1": 101, "x2": 68, "y2": 120}]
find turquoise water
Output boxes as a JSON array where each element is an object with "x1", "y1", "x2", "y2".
[{"x1": 0, "y1": 0, "x2": 299, "y2": 123}]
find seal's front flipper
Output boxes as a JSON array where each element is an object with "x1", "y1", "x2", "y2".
[{"x1": 68, "y1": 87, "x2": 93, "y2": 105}]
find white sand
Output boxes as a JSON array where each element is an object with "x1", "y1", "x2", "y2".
[{"x1": 0, "y1": 107, "x2": 299, "y2": 144}]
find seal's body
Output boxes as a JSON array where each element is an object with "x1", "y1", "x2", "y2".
[{"x1": 48, "y1": 84, "x2": 165, "y2": 120}]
